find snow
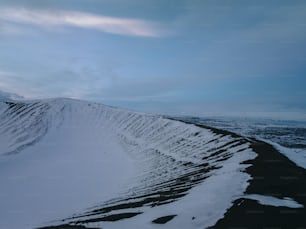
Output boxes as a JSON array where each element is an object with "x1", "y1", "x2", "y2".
[
  {"x1": 181, "y1": 116, "x2": 306, "y2": 174},
  {"x1": 259, "y1": 138, "x2": 306, "y2": 170},
  {"x1": 0, "y1": 98, "x2": 257, "y2": 229},
  {"x1": 0, "y1": 102, "x2": 7, "y2": 114},
  {"x1": 243, "y1": 194, "x2": 303, "y2": 208},
  {"x1": 88, "y1": 148, "x2": 256, "y2": 229},
  {"x1": 0, "y1": 100, "x2": 137, "y2": 229}
]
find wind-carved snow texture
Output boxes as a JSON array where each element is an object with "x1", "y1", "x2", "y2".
[
  {"x1": 0, "y1": 99, "x2": 257, "y2": 229},
  {"x1": 0, "y1": 101, "x2": 50, "y2": 156},
  {"x1": 53, "y1": 101, "x2": 256, "y2": 229}
]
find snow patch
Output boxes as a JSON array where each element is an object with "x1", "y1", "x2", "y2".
[{"x1": 243, "y1": 194, "x2": 303, "y2": 208}]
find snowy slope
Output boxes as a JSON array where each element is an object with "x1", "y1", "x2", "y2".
[
  {"x1": 0, "y1": 98, "x2": 259, "y2": 229},
  {"x1": 179, "y1": 116, "x2": 306, "y2": 170}
]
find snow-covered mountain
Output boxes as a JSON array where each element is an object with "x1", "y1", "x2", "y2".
[{"x1": 0, "y1": 98, "x2": 305, "y2": 229}]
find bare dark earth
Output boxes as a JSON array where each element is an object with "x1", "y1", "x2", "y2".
[
  {"x1": 209, "y1": 139, "x2": 306, "y2": 229},
  {"x1": 152, "y1": 215, "x2": 177, "y2": 224},
  {"x1": 37, "y1": 225, "x2": 100, "y2": 229}
]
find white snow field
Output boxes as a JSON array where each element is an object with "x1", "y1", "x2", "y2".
[{"x1": 0, "y1": 98, "x2": 258, "y2": 229}]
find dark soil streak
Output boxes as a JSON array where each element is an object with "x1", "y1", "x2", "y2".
[
  {"x1": 37, "y1": 225, "x2": 100, "y2": 229},
  {"x1": 152, "y1": 215, "x2": 177, "y2": 224}
]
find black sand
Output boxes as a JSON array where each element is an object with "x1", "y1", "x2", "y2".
[
  {"x1": 152, "y1": 215, "x2": 177, "y2": 224},
  {"x1": 209, "y1": 139, "x2": 306, "y2": 229}
]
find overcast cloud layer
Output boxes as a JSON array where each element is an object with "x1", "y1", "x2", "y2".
[
  {"x1": 0, "y1": 0, "x2": 305, "y2": 120},
  {"x1": 0, "y1": 8, "x2": 166, "y2": 37}
]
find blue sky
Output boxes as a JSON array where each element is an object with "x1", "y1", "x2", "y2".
[{"x1": 0, "y1": 0, "x2": 305, "y2": 119}]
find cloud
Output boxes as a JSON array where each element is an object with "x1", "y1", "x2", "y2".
[
  {"x1": 0, "y1": 70, "x2": 32, "y2": 96},
  {"x1": 0, "y1": 7, "x2": 166, "y2": 37},
  {"x1": 0, "y1": 22, "x2": 29, "y2": 35},
  {"x1": 0, "y1": 60, "x2": 118, "y2": 100},
  {"x1": 238, "y1": 4, "x2": 306, "y2": 43}
]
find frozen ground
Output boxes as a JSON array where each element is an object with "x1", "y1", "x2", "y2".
[
  {"x1": 0, "y1": 98, "x2": 305, "y2": 229},
  {"x1": 0, "y1": 99, "x2": 257, "y2": 229},
  {"x1": 179, "y1": 116, "x2": 306, "y2": 169}
]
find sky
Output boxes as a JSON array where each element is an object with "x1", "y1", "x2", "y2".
[{"x1": 0, "y1": 0, "x2": 305, "y2": 120}]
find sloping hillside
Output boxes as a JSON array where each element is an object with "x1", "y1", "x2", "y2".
[{"x1": 0, "y1": 98, "x2": 305, "y2": 229}]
